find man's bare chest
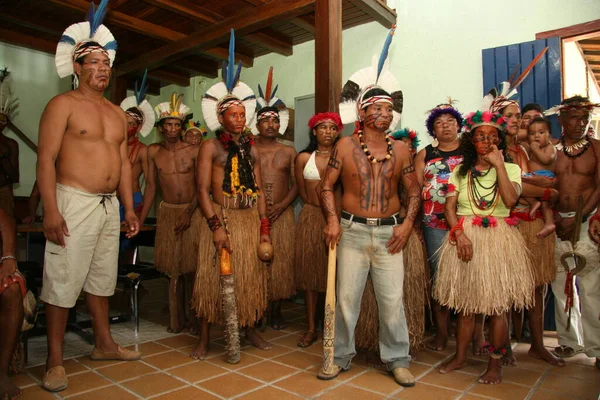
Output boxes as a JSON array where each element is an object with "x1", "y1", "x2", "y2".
[{"x1": 155, "y1": 150, "x2": 194, "y2": 175}]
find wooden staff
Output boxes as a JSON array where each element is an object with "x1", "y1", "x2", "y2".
[
  {"x1": 320, "y1": 245, "x2": 337, "y2": 376},
  {"x1": 220, "y1": 212, "x2": 241, "y2": 364}
]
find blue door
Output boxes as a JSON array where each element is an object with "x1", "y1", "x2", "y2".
[{"x1": 482, "y1": 37, "x2": 562, "y2": 138}]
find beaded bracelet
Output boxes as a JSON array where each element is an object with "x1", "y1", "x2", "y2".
[
  {"x1": 207, "y1": 215, "x2": 222, "y2": 232},
  {"x1": 541, "y1": 188, "x2": 552, "y2": 202},
  {"x1": 448, "y1": 217, "x2": 465, "y2": 244},
  {"x1": 260, "y1": 218, "x2": 271, "y2": 236}
]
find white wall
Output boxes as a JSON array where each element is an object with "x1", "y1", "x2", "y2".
[{"x1": 563, "y1": 40, "x2": 600, "y2": 102}]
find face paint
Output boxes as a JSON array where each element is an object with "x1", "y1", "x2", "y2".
[
  {"x1": 472, "y1": 125, "x2": 499, "y2": 155},
  {"x1": 360, "y1": 102, "x2": 393, "y2": 131}
]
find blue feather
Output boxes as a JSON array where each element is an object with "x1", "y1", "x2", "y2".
[
  {"x1": 225, "y1": 29, "x2": 235, "y2": 92},
  {"x1": 135, "y1": 69, "x2": 148, "y2": 105},
  {"x1": 90, "y1": 0, "x2": 109, "y2": 37},
  {"x1": 221, "y1": 61, "x2": 227, "y2": 84},
  {"x1": 86, "y1": 2, "x2": 95, "y2": 23},
  {"x1": 376, "y1": 24, "x2": 396, "y2": 83},
  {"x1": 104, "y1": 41, "x2": 117, "y2": 51},
  {"x1": 233, "y1": 61, "x2": 242, "y2": 89},
  {"x1": 257, "y1": 84, "x2": 264, "y2": 99},
  {"x1": 59, "y1": 35, "x2": 76, "y2": 45},
  {"x1": 271, "y1": 84, "x2": 278, "y2": 99}
]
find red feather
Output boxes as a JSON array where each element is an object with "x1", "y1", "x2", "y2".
[
  {"x1": 265, "y1": 67, "x2": 273, "y2": 103},
  {"x1": 511, "y1": 47, "x2": 548, "y2": 89}
]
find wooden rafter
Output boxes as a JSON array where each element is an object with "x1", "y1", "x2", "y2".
[
  {"x1": 346, "y1": 0, "x2": 397, "y2": 29},
  {"x1": 116, "y1": 0, "x2": 315, "y2": 77},
  {"x1": 245, "y1": 29, "x2": 293, "y2": 56},
  {"x1": 0, "y1": 27, "x2": 56, "y2": 54},
  {"x1": 175, "y1": 56, "x2": 220, "y2": 79},
  {"x1": 141, "y1": 0, "x2": 222, "y2": 24},
  {"x1": 203, "y1": 47, "x2": 254, "y2": 68},
  {"x1": 291, "y1": 15, "x2": 316, "y2": 34},
  {"x1": 148, "y1": 68, "x2": 191, "y2": 87}
]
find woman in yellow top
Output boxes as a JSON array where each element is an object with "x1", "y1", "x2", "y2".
[{"x1": 434, "y1": 111, "x2": 535, "y2": 385}]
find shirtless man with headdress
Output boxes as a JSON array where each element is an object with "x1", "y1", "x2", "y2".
[
  {"x1": 0, "y1": 68, "x2": 19, "y2": 217},
  {"x1": 37, "y1": 1, "x2": 140, "y2": 391},
  {"x1": 317, "y1": 27, "x2": 420, "y2": 386},
  {"x1": 139, "y1": 93, "x2": 201, "y2": 334},
  {"x1": 191, "y1": 31, "x2": 271, "y2": 360},
  {"x1": 550, "y1": 96, "x2": 600, "y2": 369},
  {"x1": 252, "y1": 70, "x2": 297, "y2": 329}
]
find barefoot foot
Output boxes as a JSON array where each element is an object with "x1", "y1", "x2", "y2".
[
  {"x1": 190, "y1": 341, "x2": 208, "y2": 360},
  {"x1": 426, "y1": 334, "x2": 448, "y2": 352},
  {"x1": 246, "y1": 329, "x2": 272, "y2": 351},
  {"x1": 478, "y1": 358, "x2": 502, "y2": 384},
  {"x1": 438, "y1": 354, "x2": 466, "y2": 374},
  {"x1": 0, "y1": 375, "x2": 22, "y2": 400},
  {"x1": 536, "y1": 223, "x2": 556, "y2": 239},
  {"x1": 528, "y1": 346, "x2": 565, "y2": 366},
  {"x1": 502, "y1": 352, "x2": 517, "y2": 367},
  {"x1": 473, "y1": 339, "x2": 489, "y2": 356}
]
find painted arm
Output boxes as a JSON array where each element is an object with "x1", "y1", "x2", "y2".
[{"x1": 320, "y1": 145, "x2": 343, "y2": 249}]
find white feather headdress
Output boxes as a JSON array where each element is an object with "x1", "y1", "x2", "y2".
[
  {"x1": 119, "y1": 70, "x2": 155, "y2": 137},
  {"x1": 201, "y1": 29, "x2": 256, "y2": 132},
  {"x1": 155, "y1": 92, "x2": 190, "y2": 122},
  {"x1": 339, "y1": 25, "x2": 403, "y2": 132},
  {"x1": 55, "y1": 0, "x2": 117, "y2": 87},
  {"x1": 251, "y1": 67, "x2": 289, "y2": 135}
]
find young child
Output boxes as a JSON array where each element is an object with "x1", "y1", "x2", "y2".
[{"x1": 524, "y1": 116, "x2": 557, "y2": 238}]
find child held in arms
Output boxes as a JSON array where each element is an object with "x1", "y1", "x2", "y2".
[{"x1": 523, "y1": 116, "x2": 557, "y2": 238}]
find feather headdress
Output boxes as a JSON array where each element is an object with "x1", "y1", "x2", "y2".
[
  {"x1": 201, "y1": 29, "x2": 256, "y2": 132},
  {"x1": 0, "y1": 68, "x2": 18, "y2": 123},
  {"x1": 55, "y1": 0, "x2": 117, "y2": 87},
  {"x1": 155, "y1": 92, "x2": 190, "y2": 122},
  {"x1": 251, "y1": 67, "x2": 289, "y2": 135},
  {"x1": 425, "y1": 98, "x2": 463, "y2": 138},
  {"x1": 184, "y1": 120, "x2": 207, "y2": 136},
  {"x1": 545, "y1": 95, "x2": 600, "y2": 116},
  {"x1": 339, "y1": 24, "x2": 403, "y2": 132},
  {"x1": 120, "y1": 70, "x2": 155, "y2": 137},
  {"x1": 482, "y1": 47, "x2": 548, "y2": 113}
]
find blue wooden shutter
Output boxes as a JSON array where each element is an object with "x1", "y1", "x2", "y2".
[{"x1": 482, "y1": 37, "x2": 562, "y2": 138}]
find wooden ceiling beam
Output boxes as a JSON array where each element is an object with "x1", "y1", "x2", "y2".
[
  {"x1": 141, "y1": 0, "x2": 223, "y2": 24},
  {"x1": 202, "y1": 47, "x2": 254, "y2": 67},
  {"x1": 346, "y1": 0, "x2": 397, "y2": 29},
  {"x1": 291, "y1": 15, "x2": 315, "y2": 34},
  {"x1": 49, "y1": 0, "x2": 187, "y2": 42},
  {"x1": 244, "y1": 29, "x2": 293, "y2": 56},
  {"x1": 148, "y1": 68, "x2": 191, "y2": 87},
  {"x1": 126, "y1": 77, "x2": 161, "y2": 96},
  {"x1": 175, "y1": 57, "x2": 219, "y2": 78},
  {"x1": 116, "y1": 0, "x2": 315, "y2": 76},
  {"x1": 0, "y1": 27, "x2": 56, "y2": 54},
  {"x1": 581, "y1": 43, "x2": 600, "y2": 51}
]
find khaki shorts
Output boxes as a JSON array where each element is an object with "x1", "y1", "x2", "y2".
[{"x1": 40, "y1": 183, "x2": 120, "y2": 308}]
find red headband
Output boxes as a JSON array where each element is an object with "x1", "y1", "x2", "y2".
[{"x1": 308, "y1": 112, "x2": 344, "y2": 131}]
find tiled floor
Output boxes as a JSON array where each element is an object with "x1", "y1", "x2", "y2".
[{"x1": 11, "y1": 281, "x2": 599, "y2": 399}]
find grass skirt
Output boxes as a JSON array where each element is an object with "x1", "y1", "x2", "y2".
[
  {"x1": 355, "y1": 229, "x2": 428, "y2": 352},
  {"x1": 191, "y1": 204, "x2": 268, "y2": 327},
  {"x1": 154, "y1": 202, "x2": 202, "y2": 275},
  {"x1": 433, "y1": 216, "x2": 535, "y2": 315},
  {"x1": 517, "y1": 218, "x2": 556, "y2": 285},
  {"x1": 269, "y1": 206, "x2": 296, "y2": 300},
  {"x1": 295, "y1": 204, "x2": 328, "y2": 292}
]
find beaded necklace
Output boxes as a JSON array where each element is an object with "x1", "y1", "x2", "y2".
[
  {"x1": 358, "y1": 131, "x2": 393, "y2": 164},
  {"x1": 557, "y1": 136, "x2": 591, "y2": 158},
  {"x1": 467, "y1": 166, "x2": 500, "y2": 215}
]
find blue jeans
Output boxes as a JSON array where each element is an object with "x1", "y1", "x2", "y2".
[
  {"x1": 422, "y1": 225, "x2": 447, "y2": 285},
  {"x1": 334, "y1": 217, "x2": 410, "y2": 370}
]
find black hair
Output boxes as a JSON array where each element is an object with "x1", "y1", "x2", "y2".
[
  {"x1": 74, "y1": 41, "x2": 103, "y2": 64},
  {"x1": 458, "y1": 126, "x2": 508, "y2": 177},
  {"x1": 300, "y1": 124, "x2": 341, "y2": 154},
  {"x1": 561, "y1": 95, "x2": 590, "y2": 106},
  {"x1": 528, "y1": 116, "x2": 552, "y2": 135},
  {"x1": 126, "y1": 107, "x2": 143, "y2": 121},
  {"x1": 256, "y1": 106, "x2": 279, "y2": 119},
  {"x1": 522, "y1": 103, "x2": 544, "y2": 115}
]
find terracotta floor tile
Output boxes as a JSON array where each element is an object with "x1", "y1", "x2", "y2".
[
  {"x1": 237, "y1": 385, "x2": 304, "y2": 399},
  {"x1": 501, "y1": 366, "x2": 544, "y2": 386},
  {"x1": 511, "y1": 354, "x2": 552, "y2": 371},
  {"x1": 539, "y1": 374, "x2": 600, "y2": 399},
  {"x1": 9, "y1": 373, "x2": 36, "y2": 388},
  {"x1": 271, "y1": 334, "x2": 304, "y2": 349},
  {"x1": 156, "y1": 334, "x2": 198, "y2": 349},
  {"x1": 274, "y1": 370, "x2": 339, "y2": 397},
  {"x1": 208, "y1": 353, "x2": 263, "y2": 370},
  {"x1": 27, "y1": 358, "x2": 88, "y2": 379},
  {"x1": 412, "y1": 350, "x2": 451, "y2": 366},
  {"x1": 393, "y1": 383, "x2": 462, "y2": 400},
  {"x1": 197, "y1": 372, "x2": 262, "y2": 398},
  {"x1": 419, "y1": 370, "x2": 477, "y2": 391},
  {"x1": 151, "y1": 385, "x2": 220, "y2": 399},
  {"x1": 144, "y1": 350, "x2": 194, "y2": 370},
  {"x1": 238, "y1": 360, "x2": 299, "y2": 382},
  {"x1": 548, "y1": 362, "x2": 600, "y2": 382},
  {"x1": 126, "y1": 341, "x2": 170, "y2": 356},
  {"x1": 406, "y1": 362, "x2": 432, "y2": 378},
  {"x1": 307, "y1": 364, "x2": 368, "y2": 382},
  {"x1": 469, "y1": 381, "x2": 532, "y2": 400},
  {"x1": 168, "y1": 361, "x2": 229, "y2": 383},
  {"x1": 281, "y1": 322, "x2": 307, "y2": 334},
  {"x1": 208, "y1": 327, "x2": 225, "y2": 340},
  {"x1": 96, "y1": 360, "x2": 156, "y2": 381},
  {"x1": 76, "y1": 355, "x2": 123, "y2": 369},
  {"x1": 346, "y1": 369, "x2": 403, "y2": 395},
  {"x1": 20, "y1": 385, "x2": 56, "y2": 400},
  {"x1": 272, "y1": 350, "x2": 323, "y2": 369},
  {"x1": 68, "y1": 384, "x2": 138, "y2": 400},
  {"x1": 241, "y1": 343, "x2": 294, "y2": 359},
  {"x1": 300, "y1": 340, "x2": 324, "y2": 356},
  {"x1": 56, "y1": 371, "x2": 112, "y2": 397},
  {"x1": 178, "y1": 342, "x2": 225, "y2": 359},
  {"x1": 531, "y1": 388, "x2": 585, "y2": 400},
  {"x1": 447, "y1": 358, "x2": 487, "y2": 376},
  {"x1": 460, "y1": 395, "x2": 492, "y2": 400},
  {"x1": 256, "y1": 328, "x2": 292, "y2": 341},
  {"x1": 122, "y1": 372, "x2": 186, "y2": 397},
  {"x1": 316, "y1": 384, "x2": 386, "y2": 399}
]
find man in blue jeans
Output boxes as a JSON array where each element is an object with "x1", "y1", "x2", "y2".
[{"x1": 318, "y1": 85, "x2": 420, "y2": 386}]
